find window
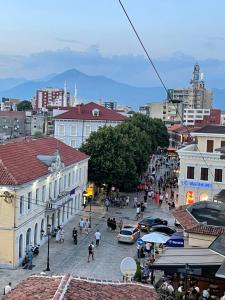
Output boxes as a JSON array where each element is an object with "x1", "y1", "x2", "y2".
[
  {"x1": 54, "y1": 180, "x2": 57, "y2": 198},
  {"x1": 71, "y1": 126, "x2": 77, "y2": 136},
  {"x1": 71, "y1": 140, "x2": 76, "y2": 148},
  {"x1": 68, "y1": 173, "x2": 71, "y2": 187},
  {"x1": 201, "y1": 168, "x2": 208, "y2": 181},
  {"x1": 20, "y1": 196, "x2": 24, "y2": 214},
  {"x1": 72, "y1": 170, "x2": 75, "y2": 184},
  {"x1": 35, "y1": 188, "x2": 39, "y2": 204},
  {"x1": 221, "y1": 141, "x2": 225, "y2": 148},
  {"x1": 79, "y1": 168, "x2": 81, "y2": 182},
  {"x1": 28, "y1": 192, "x2": 31, "y2": 210},
  {"x1": 84, "y1": 125, "x2": 91, "y2": 137},
  {"x1": 64, "y1": 175, "x2": 67, "y2": 189},
  {"x1": 215, "y1": 169, "x2": 222, "y2": 182},
  {"x1": 42, "y1": 185, "x2": 46, "y2": 202},
  {"x1": 49, "y1": 182, "x2": 52, "y2": 198},
  {"x1": 59, "y1": 178, "x2": 63, "y2": 193},
  {"x1": 58, "y1": 125, "x2": 65, "y2": 136},
  {"x1": 187, "y1": 167, "x2": 194, "y2": 179},
  {"x1": 206, "y1": 140, "x2": 214, "y2": 153}
]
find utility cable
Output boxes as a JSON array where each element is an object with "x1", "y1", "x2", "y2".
[{"x1": 117, "y1": 0, "x2": 223, "y2": 192}]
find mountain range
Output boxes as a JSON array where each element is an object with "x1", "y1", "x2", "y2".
[{"x1": 0, "y1": 68, "x2": 225, "y2": 110}]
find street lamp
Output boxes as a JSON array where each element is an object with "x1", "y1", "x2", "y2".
[{"x1": 45, "y1": 224, "x2": 51, "y2": 272}]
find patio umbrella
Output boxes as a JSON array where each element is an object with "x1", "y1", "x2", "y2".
[
  {"x1": 140, "y1": 232, "x2": 170, "y2": 258},
  {"x1": 141, "y1": 232, "x2": 170, "y2": 244}
]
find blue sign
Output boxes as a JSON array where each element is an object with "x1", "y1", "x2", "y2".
[{"x1": 179, "y1": 180, "x2": 212, "y2": 189}]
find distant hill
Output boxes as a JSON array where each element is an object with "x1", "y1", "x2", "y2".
[
  {"x1": 0, "y1": 69, "x2": 166, "y2": 109},
  {"x1": 0, "y1": 69, "x2": 225, "y2": 109}
]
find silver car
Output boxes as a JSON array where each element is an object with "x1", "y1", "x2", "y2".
[{"x1": 117, "y1": 226, "x2": 140, "y2": 244}]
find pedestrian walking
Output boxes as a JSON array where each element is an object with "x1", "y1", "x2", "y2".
[
  {"x1": 159, "y1": 193, "x2": 163, "y2": 208},
  {"x1": 111, "y1": 218, "x2": 117, "y2": 231},
  {"x1": 87, "y1": 242, "x2": 95, "y2": 262},
  {"x1": 105, "y1": 198, "x2": 110, "y2": 211},
  {"x1": 56, "y1": 228, "x2": 61, "y2": 243},
  {"x1": 3, "y1": 282, "x2": 12, "y2": 295},
  {"x1": 94, "y1": 229, "x2": 101, "y2": 246},
  {"x1": 126, "y1": 195, "x2": 130, "y2": 206},
  {"x1": 107, "y1": 217, "x2": 111, "y2": 231},
  {"x1": 84, "y1": 218, "x2": 90, "y2": 234},
  {"x1": 119, "y1": 218, "x2": 123, "y2": 231},
  {"x1": 137, "y1": 244, "x2": 141, "y2": 259},
  {"x1": 133, "y1": 196, "x2": 138, "y2": 208},
  {"x1": 155, "y1": 192, "x2": 159, "y2": 207},
  {"x1": 79, "y1": 218, "x2": 84, "y2": 234},
  {"x1": 59, "y1": 227, "x2": 65, "y2": 243},
  {"x1": 165, "y1": 192, "x2": 169, "y2": 203}
]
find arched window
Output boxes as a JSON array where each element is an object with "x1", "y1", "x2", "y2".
[
  {"x1": 34, "y1": 223, "x2": 38, "y2": 245},
  {"x1": 26, "y1": 228, "x2": 31, "y2": 251},
  {"x1": 40, "y1": 219, "x2": 44, "y2": 240},
  {"x1": 186, "y1": 191, "x2": 195, "y2": 205},
  {"x1": 19, "y1": 234, "x2": 23, "y2": 259}
]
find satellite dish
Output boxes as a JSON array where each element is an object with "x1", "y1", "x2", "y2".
[{"x1": 120, "y1": 257, "x2": 137, "y2": 277}]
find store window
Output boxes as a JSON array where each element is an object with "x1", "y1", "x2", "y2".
[
  {"x1": 215, "y1": 169, "x2": 222, "y2": 182},
  {"x1": 199, "y1": 193, "x2": 209, "y2": 201},
  {"x1": 187, "y1": 166, "x2": 194, "y2": 179},
  {"x1": 201, "y1": 168, "x2": 208, "y2": 181},
  {"x1": 186, "y1": 191, "x2": 195, "y2": 205}
]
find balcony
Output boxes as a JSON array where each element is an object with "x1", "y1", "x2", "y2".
[{"x1": 45, "y1": 190, "x2": 72, "y2": 212}]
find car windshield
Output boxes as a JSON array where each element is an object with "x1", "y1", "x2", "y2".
[{"x1": 120, "y1": 230, "x2": 132, "y2": 235}]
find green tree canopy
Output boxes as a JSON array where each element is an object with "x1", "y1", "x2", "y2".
[
  {"x1": 17, "y1": 100, "x2": 32, "y2": 111},
  {"x1": 80, "y1": 114, "x2": 169, "y2": 191}
]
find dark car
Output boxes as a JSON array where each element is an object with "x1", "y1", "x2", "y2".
[
  {"x1": 138, "y1": 217, "x2": 168, "y2": 232},
  {"x1": 150, "y1": 225, "x2": 176, "y2": 236}
]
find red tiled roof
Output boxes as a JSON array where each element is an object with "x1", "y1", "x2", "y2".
[
  {"x1": 0, "y1": 137, "x2": 88, "y2": 185},
  {"x1": 3, "y1": 275, "x2": 158, "y2": 300},
  {"x1": 0, "y1": 111, "x2": 25, "y2": 117},
  {"x1": 3, "y1": 276, "x2": 62, "y2": 300},
  {"x1": 173, "y1": 205, "x2": 225, "y2": 236},
  {"x1": 173, "y1": 205, "x2": 199, "y2": 230},
  {"x1": 54, "y1": 102, "x2": 127, "y2": 121},
  {"x1": 187, "y1": 224, "x2": 225, "y2": 236}
]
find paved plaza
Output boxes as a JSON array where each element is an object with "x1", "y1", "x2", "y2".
[{"x1": 0, "y1": 194, "x2": 175, "y2": 296}]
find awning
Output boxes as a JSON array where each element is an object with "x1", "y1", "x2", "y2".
[
  {"x1": 141, "y1": 232, "x2": 170, "y2": 244},
  {"x1": 152, "y1": 248, "x2": 224, "y2": 269},
  {"x1": 213, "y1": 189, "x2": 225, "y2": 203},
  {"x1": 166, "y1": 232, "x2": 184, "y2": 248}
]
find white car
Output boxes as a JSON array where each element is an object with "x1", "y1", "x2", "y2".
[{"x1": 117, "y1": 226, "x2": 140, "y2": 244}]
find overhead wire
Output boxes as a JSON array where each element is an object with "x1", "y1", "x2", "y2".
[{"x1": 117, "y1": 0, "x2": 223, "y2": 192}]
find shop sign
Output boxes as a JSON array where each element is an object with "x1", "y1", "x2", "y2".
[{"x1": 179, "y1": 180, "x2": 212, "y2": 189}]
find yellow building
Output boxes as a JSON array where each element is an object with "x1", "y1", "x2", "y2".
[{"x1": 0, "y1": 137, "x2": 88, "y2": 268}]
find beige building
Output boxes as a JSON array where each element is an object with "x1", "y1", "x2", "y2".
[
  {"x1": 0, "y1": 137, "x2": 88, "y2": 268},
  {"x1": 177, "y1": 125, "x2": 225, "y2": 205}
]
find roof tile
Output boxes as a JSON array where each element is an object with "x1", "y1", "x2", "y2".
[
  {"x1": 54, "y1": 102, "x2": 127, "y2": 122},
  {"x1": 0, "y1": 137, "x2": 88, "y2": 185}
]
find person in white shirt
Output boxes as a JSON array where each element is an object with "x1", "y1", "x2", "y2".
[
  {"x1": 221, "y1": 292, "x2": 225, "y2": 300},
  {"x1": 94, "y1": 229, "x2": 101, "y2": 246},
  {"x1": 4, "y1": 282, "x2": 12, "y2": 294},
  {"x1": 79, "y1": 218, "x2": 84, "y2": 234}
]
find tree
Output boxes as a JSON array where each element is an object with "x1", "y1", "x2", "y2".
[
  {"x1": 80, "y1": 126, "x2": 138, "y2": 191},
  {"x1": 80, "y1": 114, "x2": 169, "y2": 191},
  {"x1": 32, "y1": 131, "x2": 44, "y2": 139},
  {"x1": 17, "y1": 100, "x2": 32, "y2": 111}
]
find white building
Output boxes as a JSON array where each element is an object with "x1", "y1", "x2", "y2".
[
  {"x1": 178, "y1": 125, "x2": 225, "y2": 205},
  {"x1": 54, "y1": 102, "x2": 127, "y2": 148},
  {"x1": 0, "y1": 137, "x2": 88, "y2": 268},
  {"x1": 183, "y1": 108, "x2": 211, "y2": 125}
]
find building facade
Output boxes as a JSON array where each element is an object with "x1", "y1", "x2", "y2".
[
  {"x1": 0, "y1": 137, "x2": 88, "y2": 268},
  {"x1": 0, "y1": 111, "x2": 32, "y2": 141},
  {"x1": 36, "y1": 85, "x2": 70, "y2": 111},
  {"x1": 54, "y1": 102, "x2": 127, "y2": 148},
  {"x1": 178, "y1": 125, "x2": 225, "y2": 205},
  {"x1": 183, "y1": 108, "x2": 221, "y2": 126}
]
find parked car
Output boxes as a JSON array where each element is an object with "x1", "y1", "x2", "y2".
[
  {"x1": 150, "y1": 225, "x2": 176, "y2": 236},
  {"x1": 138, "y1": 217, "x2": 168, "y2": 232},
  {"x1": 117, "y1": 226, "x2": 140, "y2": 243}
]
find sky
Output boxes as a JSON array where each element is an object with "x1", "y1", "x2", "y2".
[{"x1": 0, "y1": 0, "x2": 225, "y2": 85}]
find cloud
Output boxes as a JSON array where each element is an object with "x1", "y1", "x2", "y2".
[
  {"x1": 0, "y1": 48, "x2": 225, "y2": 88},
  {"x1": 55, "y1": 37, "x2": 82, "y2": 44}
]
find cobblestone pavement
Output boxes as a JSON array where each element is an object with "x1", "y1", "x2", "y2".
[{"x1": 0, "y1": 195, "x2": 176, "y2": 295}]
